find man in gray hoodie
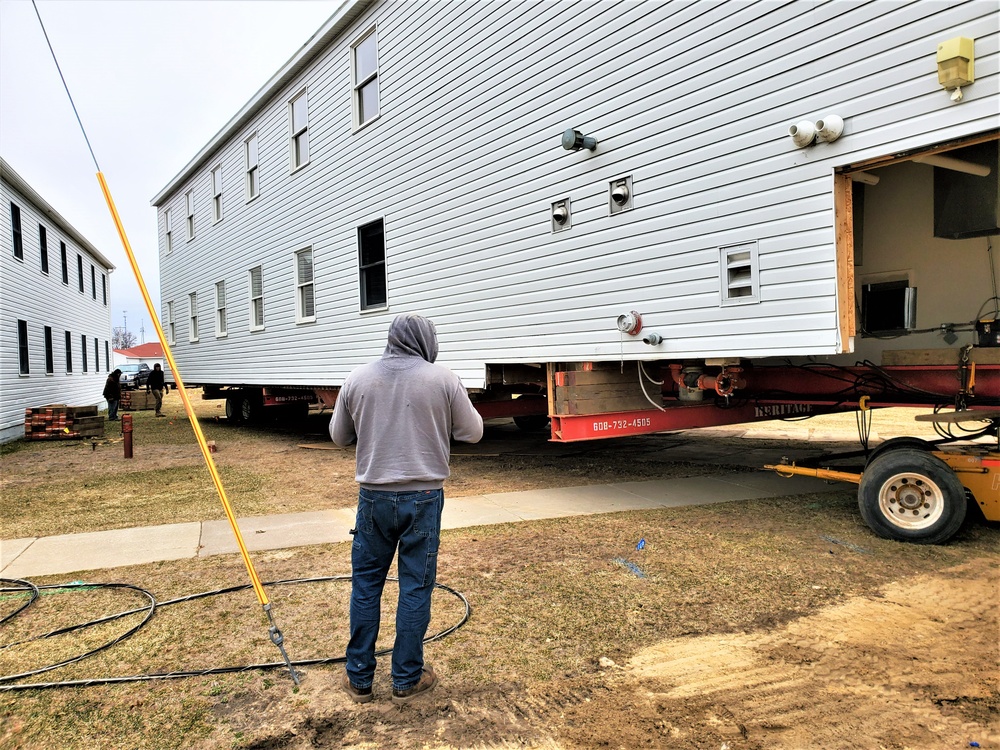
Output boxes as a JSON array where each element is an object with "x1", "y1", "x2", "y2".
[{"x1": 330, "y1": 313, "x2": 483, "y2": 704}]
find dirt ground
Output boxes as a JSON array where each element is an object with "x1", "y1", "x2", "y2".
[{"x1": 212, "y1": 557, "x2": 998, "y2": 750}]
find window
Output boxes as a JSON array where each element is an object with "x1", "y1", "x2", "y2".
[
  {"x1": 719, "y1": 241, "x2": 760, "y2": 306},
  {"x1": 166, "y1": 301, "x2": 175, "y2": 345},
  {"x1": 91, "y1": 264, "x2": 96, "y2": 299},
  {"x1": 211, "y1": 166, "x2": 223, "y2": 222},
  {"x1": 215, "y1": 281, "x2": 227, "y2": 337},
  {"x1": 352, "y1": 28, "x2": 380, "y2": 128},
  {"x1": 17, "y1": 320, "x2": 28, "y2": 374},
  {"x1": 44, "y1": 326, "x2": 54, "y2": 374},
  {"x1": 105, "y1": 341, "x2": 110, "y2": 371},
  {"x1": 289, "y1": 90, "x2": 309, "y2": 169},
  {"x1": 245, "y1": 133, "x2": 259, "y2": 200},
  {"x1": 249, "y1": 265, "x2": 264, "y2": 329},
  {"x1": 10, "y1": 203, "x2": 23, "y2": 260},
  {"x1": 94, "y1": 336, "x2": 99, "y2": 371},
  {"x1": 189, "y1": 292, "x2": 199, "y2": 342},
  {"x1": 39, "y1": 225, "x2": 49, "y2": 273},
  {"x1": 65, "y1": 331, "x2": 72, "y2": 372},
  {"x1": 77, "y1": 254, "x2": 84, "y2": 292},
  {"x1": 102, "y1": 273, "x2": 107, "y2": 305},
  {"x1": 358, "y1": 219, "x2": 387, "y2": 310},
  {"x1": 81, "y1": 335, "x2": 88, "y2": 372},
  {"x1": 60, "y1": 242, "x2": 68, "y2": 284},
  {"x1": 295, "y1": 248, "x2": 315, "y2": 322},
  {"x1": 185, "y1": 191, "x2": 195, "y2": 240},
  {"x1": 164, "y1": 209, "x2": 173, "y2": 253}
]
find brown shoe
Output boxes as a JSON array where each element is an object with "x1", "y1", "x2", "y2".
[
  {"x1": 341, "y1": 672, "x2": 373, "y2": 703},
  {"x1": 391, "y1": 664, "x2": 438, "y2": 705}
]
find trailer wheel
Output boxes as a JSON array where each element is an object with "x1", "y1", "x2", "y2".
[
  {"x1": 866, "y1": 436, "x2": 934, "y2": 466},
  {"x1": 858, "y1": 448, "x2": 966, "y2": 544},
  {"x1": 225, "y1": 396, "x2": 243, "y2": 424},
  {"x1": 239, "y1": 394, "x2": 262, "y2": 424},
  {"x1": 512, "y1": 395, "x2": 549, "y2": 432}
]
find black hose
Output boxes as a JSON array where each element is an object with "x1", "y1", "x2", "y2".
[{"x1": 0, "y1": 576, "x2": 470, "y2": 692}]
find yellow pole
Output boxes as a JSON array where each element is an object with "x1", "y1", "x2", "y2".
[
  {"x1": 96, "y1": 172, "x2": 268, "y2": 605},
  {"x1": 764, "y1": 463, "x2": 863, "y2": 485}
]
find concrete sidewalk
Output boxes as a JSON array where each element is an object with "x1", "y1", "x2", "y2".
[{"x1": 0, "y1": 472, "x2": 841, "y2": 579}]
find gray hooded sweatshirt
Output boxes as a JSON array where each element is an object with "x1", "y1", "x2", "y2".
[{"x1": 330, "y1": 314, "x2": 484, "y2": 490}]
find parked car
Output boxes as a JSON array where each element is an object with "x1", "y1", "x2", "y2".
[{"x1": 119, "y1": 363, "x2": 151, "y2": 390}]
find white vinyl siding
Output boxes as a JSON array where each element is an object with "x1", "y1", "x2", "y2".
[
  {"x1": 150, "y1": 0, "x2": 1000, "y2": 389},
  {"x1": 189, "y1": 292, "x2": 199, "y2": 342},
  {"x1": 245, "y1": 133, "x2": 259, "y2": 200},
  {"x1": 289, "y1": 90, "x2": 309, "y2": 170},
  {"x1": 295, "y1": 248, "x2": 315, "y2": 323},
  {"x1": 249, "y1": 265, "x2": 264, "y2": 330},
  {"x1": 215, "y1": 281, "x2": 228, "y2": 337},
  {"x1": 352, "y1": 27, "x2": 379, "y2": 129},
  {"x1": 211, "y1": 166, "x2": 223, "y2": 223}
]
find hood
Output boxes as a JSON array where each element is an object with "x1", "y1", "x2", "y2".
[{"x1": 383, "y1": 313, "x2": 438, "y2": 363}]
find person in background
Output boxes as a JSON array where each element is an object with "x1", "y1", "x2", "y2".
[
  {"x1": 104, "y1": 369, "x2": 122, "y2": 421},
  {"x1": 146, "y1": 363, "x2": 167, "y2": 417},
  {"x1": 330, "y1": 313, "x2": 484, "y2": 705}
]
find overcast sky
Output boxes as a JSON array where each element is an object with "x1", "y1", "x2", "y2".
[{"x1": 0, "y1": 0, "x2": 339, "y2": 343}]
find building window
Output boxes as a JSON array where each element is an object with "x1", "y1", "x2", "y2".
[
  {"x1": 289, "y1": 90, "x2": 309, "y2": 170},
  {"x1": 65, "y1": 330, "x2": 72, "y2": 372},
  {"x1": 39, "y1": 225, "x2": 49, "y2": 273},
  {"x1": 185, "y1": 191, "x2": 195, "y2": 240},
  {"x1": 352, "y1": 28, "x2": 380, "y2": 128},
  {"x1": 165, "y1": 209, "x2": 173, "y2": 253},
  {"x1": 249, "y1": 265, "x2": 264, "y2": 329},
  {"x1": 215, "y1": 281, "x2": 227, "y2": 337},
  {"x1": 91, "y1": 264, "x2": 97, "y2": 299},
  {"x1": 102, "y1": 273, "x2": 107, "y2": 305},
  {"x1": 105, "y1": 340, "x2": 110, "y2": 371},
  {"x1": 81, "y1": 335, "x2": 89, "y2": 372},
  {"x1": 44, "y1": 326, "x2": 54, "y2": 374},
  {"x1": 166, "y1": 301, "x2": 175, "y2": 345},
  {"x1": 60, "y1": 242, "x2": 68, "y2": 284},
  {"x1": 719, "y1": 241, "x2": 760, "y2": 306},
  {"x1": 211, "y1": 165, "x2": 223, "y2": 223},
  {"x1": 294, "y1": 247, "x2": 315, "y2": 322},
  {"x1": 189, "y1": 292, "x2": 199, "y2": 342},
  {"x1": 10, "y1": 203, "x2": 23, "y2": 260},
  {"x1": 245, "y1": 133, "x2": 259, "y2": 200},
  {"x1": 77, "y1": 254, "x2": 84, "y2": 292},
  {"x1": 94, "y1": 336, "x2": 99, "y2": 372},
  {"x1": 358, "y1": 219, "x2": 387, "y2": 310},
  {"x1": 17, "y1": 319, "x2": 29, "y2": 374}
]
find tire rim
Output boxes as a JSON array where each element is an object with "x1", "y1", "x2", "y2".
[{"x1": 877, "y1": 471, "x2": 945, "y2": 531}]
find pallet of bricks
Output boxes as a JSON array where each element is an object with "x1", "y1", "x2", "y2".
[
  {"x1": 120, "y1": 390, "x2": 155, "y2": 411},
  {"x1": 24, "y1": 404, "x2": 105, "y2": 440}
]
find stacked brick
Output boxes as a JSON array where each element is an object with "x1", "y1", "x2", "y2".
[
  {"x1": 24, "y1": 405, "x2": 105, "y2": 440},
  {"x1": 121, "y1": 390, "x2": 155, "y2": 411}
]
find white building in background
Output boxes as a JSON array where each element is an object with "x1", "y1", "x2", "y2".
[{"x1": 0, "y1": 158, "x2": 115, "y2": 443}]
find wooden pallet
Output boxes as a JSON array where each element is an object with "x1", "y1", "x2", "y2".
[{"x1": 24, "y1": 404, "x2": 105, "y2": 440}]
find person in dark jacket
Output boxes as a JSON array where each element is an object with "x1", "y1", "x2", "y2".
[
  {"x1": 104, "y1": 369, "x2": 122, "y2": 421},
  {"x1": 331, "y1": 313, "x2": 483, "y2": 705},
  {"x1": 146, "y1": 363, "x2": 167, "y2": 417}
]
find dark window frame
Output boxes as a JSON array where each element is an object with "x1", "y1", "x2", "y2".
[
  {"x1": 65, "y1": 330, "x2": 72, "y2": 372},
  {"x1": 358, "y1": 219, "x2": 387, "y2": 311},
  {"x1": 17, "y1": 319, "x2": 29, "y2": 374},
  {"x1": 10, "y1": 203, "x2": 23, "y2": 260},
  {"x1": 39, "y1": 225, "x2": 49, "y2": 273},
  {"x1": 60, "y1": 242, "x2": 68, "y2": 284},
  {"x1": 44, "y1": 326, "x2": 54, "y2": 374}
]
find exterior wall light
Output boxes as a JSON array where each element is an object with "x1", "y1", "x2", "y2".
[
  {"x1": 937, "y1": 36, "x2": 974, "y2": 102},
  {"x1": 561, "y1": 128, "x2": 598, "y2": 151}
]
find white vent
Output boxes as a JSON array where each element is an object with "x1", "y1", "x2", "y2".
[{"x1": 719, "y1": 241, "x2": 760, "y2": 305}]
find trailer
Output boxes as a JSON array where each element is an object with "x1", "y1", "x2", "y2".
[{"x1": 152, "y1": 0, "x2": 1000, "y2": 542}]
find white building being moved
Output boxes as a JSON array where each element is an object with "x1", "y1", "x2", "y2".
[{"x1": 1, "y1": 158, "x2": 115, "y2": 443}]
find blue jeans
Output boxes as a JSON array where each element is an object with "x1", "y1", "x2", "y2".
[
  {"x1": 346, "y1": 487, "x2": 443, "y2": 691},
  {"x1": 107, "y1": 400, "x2": 119, "y2": 420}
]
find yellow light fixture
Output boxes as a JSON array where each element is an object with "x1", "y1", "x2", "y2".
[{"x1": 937, "y1": 37, "x2": 974, "y2": 101}]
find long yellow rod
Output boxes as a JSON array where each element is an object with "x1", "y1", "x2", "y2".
[{"x1": 96, "y1": 173, "x2": 269, "y2": 607}]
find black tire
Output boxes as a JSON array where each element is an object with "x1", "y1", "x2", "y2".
[
  {"x1": 240, "y1": 395, "x2": 262, "y2": 424},
  {"x1": 866, "y1": 436, "x2": 935, "y2": 467},
  {"x1": 225, "y1": 396, "x2": 243, "y2": 424},
  {"x1": 512, "y1": 395, "x2": 549, "y2": 432},
  {"x1": 858, "y1": 448, "x2": 966, "y2": 544}
]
